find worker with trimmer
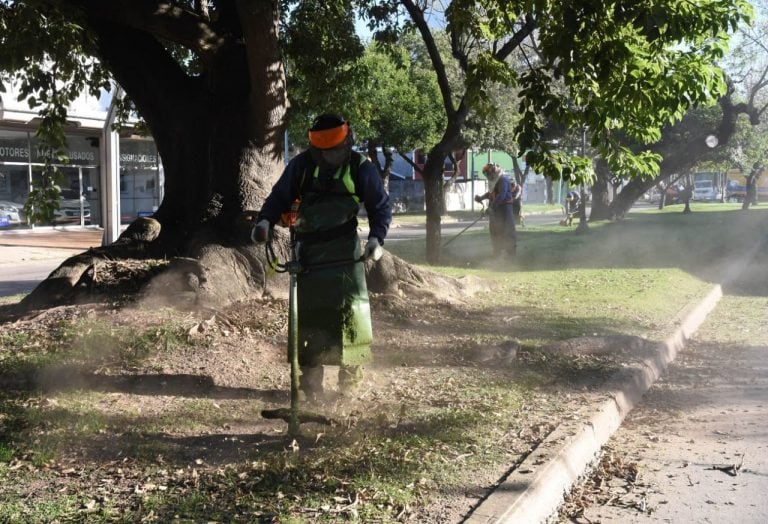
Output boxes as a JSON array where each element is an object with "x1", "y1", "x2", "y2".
[
  {"x1": 474, "y1": 163, "x2": 518, "y2": 257},
  {"x1": 252, "y1": 114, "x2": 391, "y2": 403}
]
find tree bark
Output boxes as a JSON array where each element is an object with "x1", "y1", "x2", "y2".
[
  {"x1": 545, "y1": 176, "x2": 555, "y2": 204},
  {"x1": 742, "y1": 166, "x2": 761, "y2": 210},
  {"x1": 423, "y1": 158, "x2": 446, "y2": 264},
  {"x1": 20, "y1": 3, "x2": 286, "y2": 312},
  {"x1": 589, "y1": 159, "x2": 613, "y2": 220}
]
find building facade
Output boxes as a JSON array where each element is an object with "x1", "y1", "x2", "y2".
[{"x1": 0, "y1": 88, "x2": 162, "y2": 234}]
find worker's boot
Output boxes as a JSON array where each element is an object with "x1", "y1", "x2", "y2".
[
  {"x1": 299, "y1": 366, "x2": 324, "y2": 403},
  {"x1": 338, "y1": 365, "x2": 363, "y2": 396}
]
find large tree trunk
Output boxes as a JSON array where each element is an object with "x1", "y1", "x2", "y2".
[
  {"x1": 423, "y1": 157, "x2": 446, "y2": 264},
  {"x1": 589, "y1": 160, "x2": 613, "y2": 221},
  {"x1": 545, "y1": 176, "x2": 555, "y2": 204},
  {"x1": 21, "y1": 4, "x2": 286, "y2": 312},
  {"x1": 421, "y1": 109, "x2": 468, "y2": 263},
  {"x1": 742, "y1": 168, "x2": 760, "y2": 210}
]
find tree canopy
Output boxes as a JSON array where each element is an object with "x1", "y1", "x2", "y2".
[{"x1": 0, "y1": 0, "x2": 757, "y2": 272}]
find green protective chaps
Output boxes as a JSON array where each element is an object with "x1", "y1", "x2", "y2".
[{"x1": 295, "y1": 232, "x2": 372, "y2": 367}]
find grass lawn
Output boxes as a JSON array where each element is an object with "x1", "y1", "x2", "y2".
[{"x1": 1, "y1": 206, "x2": 766, "y2": 522}]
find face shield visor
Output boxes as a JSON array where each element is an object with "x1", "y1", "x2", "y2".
[
  {"x1": 318, "y1": 144, "x2": 351, "y2": 167},
  {"x1": 308, "y1": 142, "x2": 350, "y2": 170},
  {"x1": 308, "y1": 119, "x2": 354, "y2": 169}
]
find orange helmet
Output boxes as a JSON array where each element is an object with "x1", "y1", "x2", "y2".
[{"x1": 308, "y1": 114, "x2": 350, "y2": 149}]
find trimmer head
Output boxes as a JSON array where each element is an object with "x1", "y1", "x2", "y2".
[{"x1": 261, "y1": 407, "x2": 335, "y2": 426}]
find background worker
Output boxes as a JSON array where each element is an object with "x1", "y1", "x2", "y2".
[
  {"x1": 252, "y1": 114, "x2": 391, "y2": 401},
  {"x1": 563, "y1": 190, "x2": 581, "y2": 226},
  {"x1": 474, "y1": 163, "x2": 517, "y2": 257}
]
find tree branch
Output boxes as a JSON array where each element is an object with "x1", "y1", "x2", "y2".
[
  {"x1": 494, "y1": 14, "x2": 536, "y2": 61},
  {"x1": 53, "y1": 0, "x2": 226, "y2": 62},
  {"x1": 398, "y1": 150, "x2": 423, "y2": 175},
  {"x1": 90, "y1": 18, "x2": 199, "y2": 137},
  {"x1": 401, "y1": 0, "x2": 456, "y2": 119}
]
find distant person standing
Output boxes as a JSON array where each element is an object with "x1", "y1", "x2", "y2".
[
  {"x1": 563, "y1": 190, "x2": 580, "y2": 226},
  {"x1": 474, "y1": 163, "x2": 517, "y2": 257}
]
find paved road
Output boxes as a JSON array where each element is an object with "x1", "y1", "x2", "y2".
[
  {"x1": 0, "y1": 246, "x2": 82, "y2": 297},
  {"x1": 0, "y1": 229, "x2": 102, "y2": 298},
  {"x1": 574, "y1": 269, "x2": 768, "y2": 523}
]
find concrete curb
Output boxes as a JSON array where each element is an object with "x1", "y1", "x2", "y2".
[{"x1": 464, "y1": 253, "x2": 758, "y2": 523}]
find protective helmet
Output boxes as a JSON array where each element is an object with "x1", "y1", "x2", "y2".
[
  {"x1": 308, "y1": 113, "x2": 351, "y2": 150},
  {"x1": 482, "y1": 163, "x2": 500, "y2": 176}
]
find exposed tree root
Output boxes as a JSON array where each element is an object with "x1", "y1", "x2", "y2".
[{"x1": 14, "y1": 218, "x2": 481, "y2": 317}]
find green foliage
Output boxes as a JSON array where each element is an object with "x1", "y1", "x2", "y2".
[
  {"x1": 0, "y1": 2, "x2": 111, "y2": 223},
  {"x1": 287, "y1": 32, "x2": 445, "y2": 155},
  {"x1": 284, "y1": 0, "x2": 366, "y2": 130},
  {"x1": 406, "y1": 0, "x2": 749, "y2": 183},
  {"x1": 354, "y1": 41, "x2": 444, "y2": 151},
  {"x1": 22, "y1": 166, "x2": 62, "y2": 225},
  {"x1": 0, "y1": 0, "x2": 755, "y2": 212},
  {"x1": 0, "y1": 3, "x2": 110, "y2": 146},
  {"x1": 513, "y1": 0, "x2": 753, "y2": 182},
  {"x1": 727, "y1": 122, "x2": 768, "y2": 171}
]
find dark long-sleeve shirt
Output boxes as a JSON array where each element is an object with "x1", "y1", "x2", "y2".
[
  {"x1": 478, "y1": 176, "x2": 520, "y2": 206},
  {"x1": 258, "y1": 151, "x2": 391, "y2": 243}
]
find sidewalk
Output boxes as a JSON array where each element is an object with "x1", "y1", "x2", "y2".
[
  {"x1": 465, "y1": 246, "x2": 766, "y2": 523},
  {"x1": 579, "y1": 332, "x2": 768, "y2": 522},
  {"x1": 0, "y1": 228, "x2": 103, "y2": 250},
  {"x1": 571, "y1": 270, "x2": 768, "y2": 523}
]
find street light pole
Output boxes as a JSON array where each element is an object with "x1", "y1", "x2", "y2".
[
  {"x1": 470, "y1": 148, "x2": 475, "y2": 212},
  {"x1": 576, "y1": 126, "x2": 590, "y2": 233}
]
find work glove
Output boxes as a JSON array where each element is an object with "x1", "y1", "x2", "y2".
[
  {"x1": 250, "y1": 219, "x2": 271, "y2": 243},
  {"x1": 363, "y1": 238, "x2": 384, "y2": 261}
]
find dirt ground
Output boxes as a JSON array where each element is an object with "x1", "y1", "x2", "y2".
[{"x1": 0, "y1": 258, "x2": 647, "y2": 522}]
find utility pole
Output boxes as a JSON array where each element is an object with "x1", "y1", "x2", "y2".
[
  {"x1": 576, "y1": 126, "x2": 590, "y2": 233},
  {"x1": 470, "y1": 148, "x2": 475, "y2": 212}
]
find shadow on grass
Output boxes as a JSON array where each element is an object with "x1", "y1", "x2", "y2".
[
  {"x1": 375, "y1": 301, "x2": 652, "y2": 358},
  {"x1": 0, "y1": 380, "x2": 529, "y2": 522}
]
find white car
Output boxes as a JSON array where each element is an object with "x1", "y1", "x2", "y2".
[
  {"x1": 693, "y1": 180, "x2": 722, "y2": 201},
  {"x1": 0, "y1": 200, "x2": 22, "y2": 225},
  {"x1": 53, "y1": 190, "x2": 91, "y2": 224}
]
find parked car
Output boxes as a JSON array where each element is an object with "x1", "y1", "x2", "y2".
[
  {"x1": 53, "y1": 189, "x2": 91, "y2": 224},
  {"x1": 0, "y1": 200, "x2": 22, "y2": 225},
  {"x1": 693, "y1": 180, "x2": 722, "y2": 201},
  {"x1": 645, "y1": 186, "x2": 679, "y2": 204}
]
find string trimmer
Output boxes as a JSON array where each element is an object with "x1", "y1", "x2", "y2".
[
  {"x1": 258, "y1": 228, "x2": 365, "y2": 436},
  {"x1": 442, "y1": 204, "x2": 486, "y2": 248}
]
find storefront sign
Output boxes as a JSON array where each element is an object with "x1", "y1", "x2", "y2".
[
  {"x1": 0, "y1": 145, "x2": 30, "y2": 162},
  {"x1": 32, "y1": 146, "x2": 98, "y2": 165}
]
